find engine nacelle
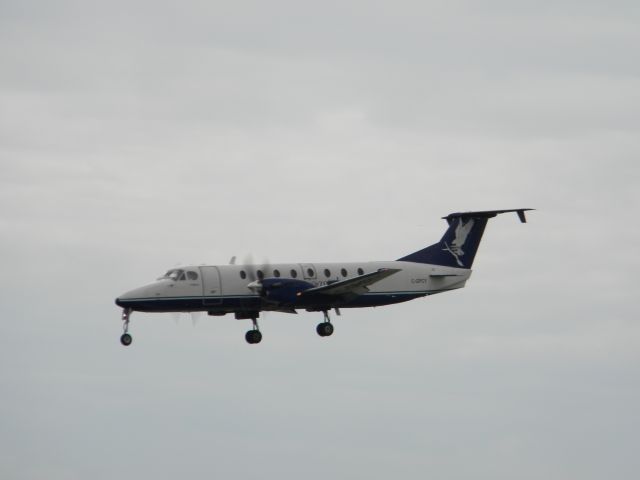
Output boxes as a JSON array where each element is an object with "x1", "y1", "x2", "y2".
[{"x1": 260, "y1": 278, "x2": 315, "y2": 305}]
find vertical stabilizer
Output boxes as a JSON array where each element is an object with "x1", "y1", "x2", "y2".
[{"x1": 397, "y1": 209, "x2": 532, "y2": 269}]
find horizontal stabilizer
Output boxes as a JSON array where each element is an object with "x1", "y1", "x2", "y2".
[{"x1": 443, "y1": 208, "x2": 533, "y2": 224}]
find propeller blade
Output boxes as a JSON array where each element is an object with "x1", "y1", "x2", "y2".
[
  {"x1": 191, "y1": 312, "x2": 203, "y2": 327},
  {"x1": 261, "y1": 257, "x2": 271, "y2": 279},
  {"x1": 243, "y1": 254, "x2": 256, "y2": 281}
]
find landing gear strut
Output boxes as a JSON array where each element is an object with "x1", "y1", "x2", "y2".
[
  {"x1": 245, "y1": 317, "x2": 262, "y2": 344},
  {"x1": 316, "y1": 310, "x2": 334, "y2": 337},
  {"x1": 120, "y1": 308, "x2": 132, "y2": 346}
]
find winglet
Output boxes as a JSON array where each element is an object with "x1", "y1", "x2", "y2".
[{"x1": 517, "y1": 210, "x2": 528, "y2": 223}]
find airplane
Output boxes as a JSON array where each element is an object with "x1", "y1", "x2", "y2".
[{"x1": 115, "y1": 208, "x2": 533, "y2": 346}]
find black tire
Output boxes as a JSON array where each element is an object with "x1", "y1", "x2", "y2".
[
  {"x1": 323, "y1": 322, "x2": 334, "y2": 336},
  {"x1": 120, "y1": 333, "x2": 133, "y2": 346},
  {"x1": 316, "y1": 323, "x2": 326, "y2": 336},
  {"x1": 245, "y1": 330, "x2": 262, "y2": 344},
  {"x1": 316, "y1": 323, "x2": 334, "y2": 337}
]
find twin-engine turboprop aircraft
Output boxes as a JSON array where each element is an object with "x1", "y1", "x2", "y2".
[{"x1": 115, "y1": 209, "x2": 532, "y2": 346}]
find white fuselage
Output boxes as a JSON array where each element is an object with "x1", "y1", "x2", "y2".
[{"x1": 115, "y1": 260, "x2": 471, "y2": 314}]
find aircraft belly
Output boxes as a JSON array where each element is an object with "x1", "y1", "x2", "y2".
[{"x1": 341, "y1": 292, "x2": 428, "y2": 308}]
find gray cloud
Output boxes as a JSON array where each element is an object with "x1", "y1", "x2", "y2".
[{"x1": 1, "y1": 1, "x2": 639, "y2": 479}]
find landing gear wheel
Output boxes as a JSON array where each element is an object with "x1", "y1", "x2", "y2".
[
  {"x1": 120, "y1": 308, "x2": 132, "y2": 346},
  {"x1": 316, "y1": 322, "x2": 334, "y2": 337},
  {"x1": 245, "y1": 329, "x2": 262, "y2": 344}
]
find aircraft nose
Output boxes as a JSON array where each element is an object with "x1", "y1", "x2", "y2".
[
  {"x1": 115, "y1": 287, "x2": 138, "y2": 307},
  {"x1": 115, "y1": 292, "x2": 130, "y2": 307},
  {"x1": 115, "y1": 283, "x2": 158, "y2": 308}
]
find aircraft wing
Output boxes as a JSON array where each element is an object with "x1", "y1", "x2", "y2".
[{"x1": 301, "y1": 268, "x2": 402, "y2": 297}]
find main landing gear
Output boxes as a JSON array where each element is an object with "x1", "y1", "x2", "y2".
[
  {"x1": 120, "y1": 308, "x2": 133, "y2": 346},
  {"x1": 245, "y1": 317, "x2": 262, "y2": 345},
  {"x1": 316, "y1": 310, "x2": 335, "y2": 337},
  {"x1": 236, "y1": 312, "x2": 262, "y2": 345}
]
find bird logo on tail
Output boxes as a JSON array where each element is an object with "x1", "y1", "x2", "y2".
[{"x1": 442, "y1": 218, "x2": 474, "y2": 267}]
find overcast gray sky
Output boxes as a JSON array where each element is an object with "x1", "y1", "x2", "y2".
[{"x1": 1, "y1": 1, "x2": 639, "y2": 479}]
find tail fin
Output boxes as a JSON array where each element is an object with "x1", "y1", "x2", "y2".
[{"x1": 397, "y1": 209, "x2": 532, "y2": 269}]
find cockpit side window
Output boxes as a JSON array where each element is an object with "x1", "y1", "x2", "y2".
[
  {"x1": 160, "y1": 269, "x2": 185, "y2": 281},
  {"x1": 178, "y1": 271, "x2": 186, "y2": 281}
]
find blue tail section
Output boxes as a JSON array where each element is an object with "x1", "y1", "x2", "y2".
[{"x1": 397, "y1": 209, "x2": 532, "y2": 269}]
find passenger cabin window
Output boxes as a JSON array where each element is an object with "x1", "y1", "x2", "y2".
[
  {"x1": 290, "y1": 269, "x2": 298, "y2": 278},
  {"x1": 307, "y1": 268, "x2": 314, "y2": 277},
  {"x1": 240, "y1": 270, "x2": 247, "y2": 279},
  {"x1": 187, "y1": 271, "x2": 198, "y2": 281},
  {"x1": 257, "y1": 270, "x2": 264, "y2": 280},
  {"x1": 274, "y1": 269, "x2": 281, "y2": 277},
  {"x1": 324, "y1": 268, "x2": 331, "y2": 278},
  {"x1": 357, "y1": 268, "x2": 364, "y2": 275},
  {"x1": 341, "y1": 268, "x2": 348, "y2": 277}
]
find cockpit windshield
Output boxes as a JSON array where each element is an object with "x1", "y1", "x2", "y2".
[{"x1": 158, "y1": 269, "x2": 199, "y2": 281}]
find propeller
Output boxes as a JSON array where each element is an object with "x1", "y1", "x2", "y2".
[
  {"x1": 170, "y1": 311, "x2": 204, "y2": 327},
  {"x1": 242, "y1": 255, "x2": 282, "y2": 321},
  {"x1": 242, "y1": 254, "x2": 271, "y2": 293}
]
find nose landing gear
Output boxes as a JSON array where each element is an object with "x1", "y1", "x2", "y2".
[{"x1": 120, "y1": 308, "x2": 132, "y2": 346}]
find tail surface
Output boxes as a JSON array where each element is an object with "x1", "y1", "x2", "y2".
[{"x1": 398, "y1": 209, "x2": 533, "y2": 269}]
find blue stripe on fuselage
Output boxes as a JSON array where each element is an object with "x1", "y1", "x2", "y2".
[{"x1": 114, "y1": 290, "x2": 451, "y2": 313}]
